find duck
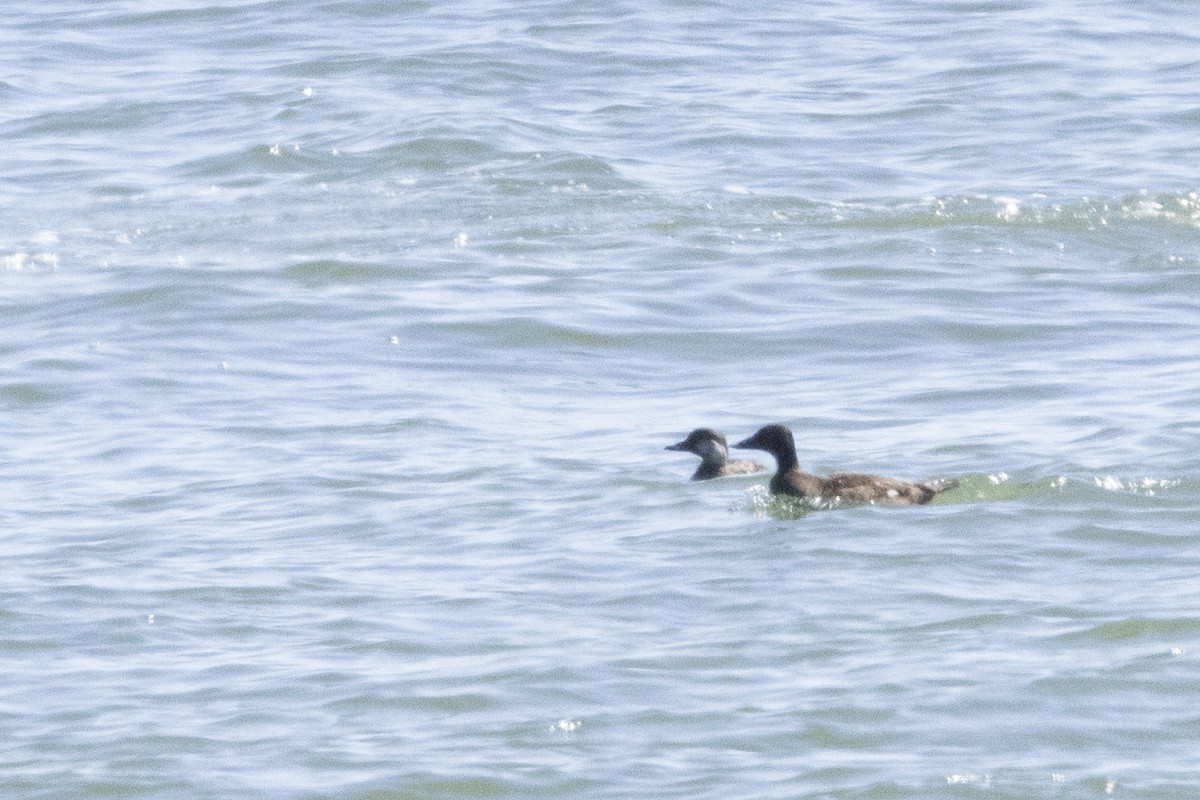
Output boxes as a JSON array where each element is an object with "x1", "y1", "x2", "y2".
[
  {"x1": 733, "y1": 423, "x2": 957, "y2": 506},
  {"x1": 665, "y1": 428, "x2": 766, "y2": 481}
]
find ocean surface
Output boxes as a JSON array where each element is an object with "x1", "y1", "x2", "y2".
[{"x1": 4, "y1": 1, "x2": 1200, "y2": 798}]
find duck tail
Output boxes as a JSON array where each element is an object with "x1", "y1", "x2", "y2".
[{"x1": 924, "y1": 478, "x2": 959, "y2": 495}]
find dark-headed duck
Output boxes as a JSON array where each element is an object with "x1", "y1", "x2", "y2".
[
  {"x1": 666, "y1": 428, "x2": 766, "y2": 481},
  {"x1": 733, "y1": 424, "x2": 957, "y2": 506}
]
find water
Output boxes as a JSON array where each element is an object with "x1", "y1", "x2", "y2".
[{"x1": 3, "y1": 1, "x2": 1200, "y2": 797}]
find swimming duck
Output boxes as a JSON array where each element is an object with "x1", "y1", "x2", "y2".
[
  {"x1": 666, "y1": 428, "x2": 766, "y2": 481},
  {"x1": 733, "y1": 424, "x2": 956, "y2": 506}
]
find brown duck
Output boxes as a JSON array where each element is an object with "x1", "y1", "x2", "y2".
[{"x1": 733, "y1": 424, "x2": 956, "y2": 506}]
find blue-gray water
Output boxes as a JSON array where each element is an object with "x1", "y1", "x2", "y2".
[{"x1": 4, "y1": 2, "x2": 1200, "y2": 798}]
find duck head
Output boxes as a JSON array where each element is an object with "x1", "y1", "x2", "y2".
[
  {"x1": 733, "y1": 424, "x2": 799, "y2": 468},
  {"x1": 665, "y1": 428, "x2": 730, "y2": 463}
]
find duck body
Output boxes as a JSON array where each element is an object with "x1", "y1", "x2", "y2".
[
  {"x1": 734, "y1": 424, "x2": 956, "y2": 506},
  {"x1": 666, "y1": 428, "x2": 766, "y2": 481}
]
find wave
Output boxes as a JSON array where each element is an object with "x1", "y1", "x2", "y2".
[
  {"x1": 742, "y1": 469, "x2": 1195, "y2": 518},
  {"x1": 712, "y1": 190, "x2": 1200, "y2": 233}
]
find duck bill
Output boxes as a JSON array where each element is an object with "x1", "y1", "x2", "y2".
[
  {"x1": 664, "y1": 441, "x2": 688, "y2": 452},
  {"x1": 732, "y1": 436, "x2": 758, "y2": 450}
]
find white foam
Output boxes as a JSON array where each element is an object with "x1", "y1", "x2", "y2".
[
  {"x1": 1095, "y1": 475, "x2": 1179, "y2": 495},
  {"x1": 3, "y1": 252, "x2": 59, "y2": 271},
  {"x1": 995, "y1": 197, "x2": 1020, "y2": 219},
  {"x1": 946, "y1": 773, "x2": 990, "y2": 786}
]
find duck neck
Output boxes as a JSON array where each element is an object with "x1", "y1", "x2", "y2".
[
  {"x1": 695, "y1": 438, "x2": 728, "y2": 468},
  {"x1": 772, "y1": 445, "x2": 799, "y2": 473}
]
